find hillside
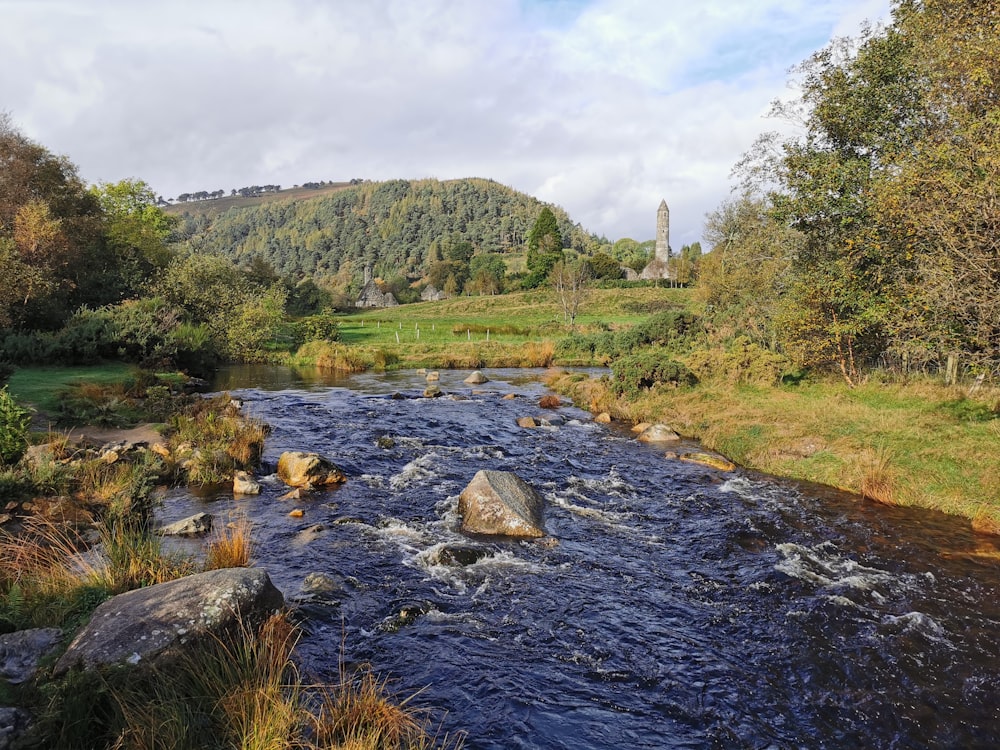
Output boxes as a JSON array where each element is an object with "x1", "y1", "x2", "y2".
[{"x1": 168, "y1": 177, "x2": 596, "y2": 283}]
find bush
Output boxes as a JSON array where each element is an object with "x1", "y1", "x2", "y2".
[
  {"x1": 686, "y1": 337, "x2": 799, "y2": 386},
  {"x1": 294, "y1": 313, "x2": 341, "y2": 344},
  {"x1": 0, "y1": 387, "x2": 31, "y2": 466},
  {"x1": 612, "y1": 350, "x2": 697, "y2": 397}
]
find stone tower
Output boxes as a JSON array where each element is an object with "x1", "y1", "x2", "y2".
[{"x1": 655, "y1": 199, "x2": 670, "y2": 263}]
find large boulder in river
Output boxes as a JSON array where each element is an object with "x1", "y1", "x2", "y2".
[
  {"x1": 458, "y1": 470, "x2": 546, "y2": 538},
  {"x1": 54, "y1": 568, "x2": 284, "y2": 675},
  {"x1": 464, "y1": 370, "x2": 489, "y2": 385},
  {"x1": 277, "y1": 451, "x2": 346, "y2": 488}
]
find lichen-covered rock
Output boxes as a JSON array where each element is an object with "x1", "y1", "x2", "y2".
[
  {"x1": 158, "y1": 512, "x2": 213, "y2": 536},
  {"x1": 637, "y1": 424, "x2": 681, "y2": 443},
  {"x1": 458, "y1": 470, "x2": 546, "y2": 538},
  {"x1": 277, "y1": 451, "x2": 346, "y2": 488},
  {"x1": 423, "y1": 385, "x2": 443, "y2": 398},
  {"x1": 54, "y1": 568, "x2": 283, "y2": 675}
]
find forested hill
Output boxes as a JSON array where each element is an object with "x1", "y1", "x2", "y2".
[{"x1": 168, "y1": 177, "x2": 595, "y2": 281}]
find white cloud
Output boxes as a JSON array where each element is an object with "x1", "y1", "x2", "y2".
[{"x1": 0, "y1": 0, "x2": 890, "y2": 246}]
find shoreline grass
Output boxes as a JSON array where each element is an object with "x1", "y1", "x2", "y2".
[{"x1": 547, "y1": 370, "x2": 1000, "y2": 531}]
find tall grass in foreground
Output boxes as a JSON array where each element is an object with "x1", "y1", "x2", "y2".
[{"x1": 107, "y1": 613, "x2": 463, "y2": 750}]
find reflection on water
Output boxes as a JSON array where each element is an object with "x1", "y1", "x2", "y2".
[{"x1": 158, "y1": 366, "x2": 1000, "y2": 749}]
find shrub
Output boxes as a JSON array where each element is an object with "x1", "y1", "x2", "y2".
[
  {"x1": 686, "y1": 337, "x2": 798, "y2": 386},
  {"x1": 294, "y1": 313, "x2": 341, "y2": 344},
  {"x1": 612, "y1": 350, "x2": 697, "y2": 397},
  {"x1": 0, "y1": 386, "x2": 31, "y2": 466}
]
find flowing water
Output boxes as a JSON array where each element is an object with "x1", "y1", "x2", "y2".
[{"x1": 163, "y1": 367, "x2": 1000, "y2": 749}]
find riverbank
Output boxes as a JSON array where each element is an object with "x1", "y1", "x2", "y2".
[{"x1": 548, "y1": 370, "x2": 1000, "y2": 534}]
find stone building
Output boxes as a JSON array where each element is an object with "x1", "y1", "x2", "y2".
[{"x1": 640, "y1": 199, "x2": 672, "y2": 280}]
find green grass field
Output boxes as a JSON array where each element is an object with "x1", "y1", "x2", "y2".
[{"x1": 6, "y1": 363, "x2": 138, "y2": 414}]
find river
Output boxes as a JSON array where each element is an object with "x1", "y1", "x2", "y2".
[{"x1": 161, "y1": 366, "x2": 1000, "y2": 749}]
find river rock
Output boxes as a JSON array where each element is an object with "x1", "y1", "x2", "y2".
[
  {"x1": 637, "y1": 424, "x2": 681, "y2": 443},
  {"x1": 426, "y1": 371, "x2": 440, "y2": 382},
  {"x1": 233, "y1": 470, "x2": 261, "y2": 495},
  {"x1": 594, "y1": 412, "x2": 612, "y2": 424},
  {"x1": 295, "y1": 524, "x2": 325, "y2": 545},
  {"x1": 428, "y1": 544, "x2": 491, "y2": 566},
  {"x1": 502, "y1": 393, "x2": 520, "y2": 400},
  {"x1": 277, "y1": 451, "x2": 346, "y2": 488},
  {"x1": 539, "y1": 395, "x2": 561, "y2": 409},
  {"x1": 680, "y1": 452, "x2": 736, "y2": 472},
  {"x1": 516, "y1": 416, "x2": 538, "y2": 428},
  {"x1": 0, "y1": 707, "x2": 30, "y2": 750},
  {"x1": 54, "y1": 568, "x2": 284, "y2": 675},
  {"x1": 423, "y1": 385, "x2": 443, "y2": 398},
  {"x1": 301, "y1": 572, "x2": 343, "y2": 596},
  {"x1": 464, "y1": 370, "x2": 489, "y2": 384},
  {"x1": 458, "y1": 470, "x2": 546, "y2": 538},
  {"x1": 158, "y1": 512, "x2": 213, "y2": 536},
  {"x1": 0, "y1": 628, "x2": 62, "y2": 685},
  {"x1": 631, "y1": 422, "x2": 652, "y2": 433}
]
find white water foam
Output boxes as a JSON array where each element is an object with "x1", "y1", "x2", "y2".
[
  {"x1": 775, "y1": 542, "x2": 898, "y2": 594},
  {"x1": 389, "y1": 452, "x2": 441, "y2": 489}
]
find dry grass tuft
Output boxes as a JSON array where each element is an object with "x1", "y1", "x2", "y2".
[
  {"x1": 307, "y1": 662, "x2": 464, "y2": 750},
  {"x1": 855, "y1": 445, "x2": 898, "y2": 506},
  {"x1": 205, "y1": 514, "x2": 255, "y2": 570}
]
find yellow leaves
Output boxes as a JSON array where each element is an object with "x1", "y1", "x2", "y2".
[{"x1": 13, "y1": 200, "x2": 66, "y2": 263}]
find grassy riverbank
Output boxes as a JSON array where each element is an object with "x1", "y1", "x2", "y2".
[{"x1": 547, "y1": 370, "x2": 1000, "y2": 533}]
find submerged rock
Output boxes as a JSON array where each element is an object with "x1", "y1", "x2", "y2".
[
  {"x1": 428, "y1": 544, "x2": 492, "y2": 567},
  {"x1": 459, "y1": 470, "x2": 546, "y2": 538},
  {"x1": 54, "y1": 568, "x2": 284, "y2": 675},
  {"x1": 679, "y1": 452, "x2": 736, "y2": 472},
  {"x1": 277, "y1": 451, "x2": 346, "y2": 488},
  {"x1": 158, "y1": 512, "x2": 213, "y2": 536}
]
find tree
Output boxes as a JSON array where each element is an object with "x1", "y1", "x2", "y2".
[
  {"x1": 525, "y1": 207, "x2": 564, "y2": 288},
  {"x1": 698, "y1": 195, "x2": 799, "y2": 348},
  {"x1": 550, "y1": 258, "x2": 590, "y2": 327},
  {"x1": 90, "y1": 179, "x2": 177, "y2": 298},
  {"x1": 587, "y1": 251, "x2": 623, "y2": 280},
  {"x1": 0, "y1": 114, "x2": 103, "y2": 328},
  {"x1": 668, "y1": 243, "x2": 701, "y2": 285},
  {"x1": 468, "y1": 253, "x2": 506, "y2": 295}
]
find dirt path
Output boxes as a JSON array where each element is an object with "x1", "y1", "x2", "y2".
[{"x1": 60, "y1": 423, "x2": 168, "y2": 448}]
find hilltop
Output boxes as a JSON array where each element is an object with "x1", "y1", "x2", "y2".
[
  {"x1": 166, "y1": 177, "x2": 597, "y2": 284},
  {"x1": 161, "y1": 181, "x2": 357, "y2": 218}
]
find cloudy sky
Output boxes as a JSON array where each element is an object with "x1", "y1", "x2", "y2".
[{"x1": 1, "y1": 0, "x2": 890, "y2": 246}]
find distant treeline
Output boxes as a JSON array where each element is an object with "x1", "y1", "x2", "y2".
[{"x1": 170, "y1": 179, "x2": 365, "y2": 204}]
